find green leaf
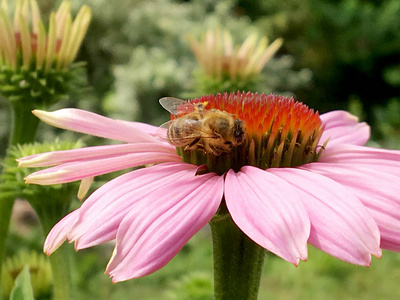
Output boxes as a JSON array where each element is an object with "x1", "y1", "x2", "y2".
[{"x1": 9, "y1": 265, "x2": 34, "y2": 300}]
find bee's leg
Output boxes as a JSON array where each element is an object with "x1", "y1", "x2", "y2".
[
  {"x1": 204, "y1": 143, "x2": 223, "y2": 156},
  {"x1": 196, "y1": 144, "x2": 206, "y2": 154},
  {"x1": 184, "y1": 138, "x2": 201, "y2": 151}
]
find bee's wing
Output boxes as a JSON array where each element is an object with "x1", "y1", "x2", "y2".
[
  {"x1": 156, "y1": 120, "x2": 172, "y2": 141},
  {"x1": 159, "y1": 97, "x2": 188, "y2": 116}
]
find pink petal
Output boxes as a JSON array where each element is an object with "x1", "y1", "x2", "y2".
[
  {"x1": 105, "y1": 171, "x2": 224, "y2": 282},
  {"x1": 305, "y1": 162, "x2": 400, "y2": 253},
  {"x1": 69, "y1": 162, "x2": 202, "y2": 250},
  {"x1": 43, "y1": 210, "x2": 79, "y2": 255},
  {"x1": 224, "y1": 166, "x2": 310, "y2": 265},
  {"x1": 320, "y1": 144, "x2": 400, "y2": 176},
  {"x1": 380, "y1": 237, "x2": 400, "y2": 252},
  {"x1": 271, "y1": 167, "x2": 382, "y2": 265},
  {"x1": 320, "y1": 111, "x2": 370, "y2": 146},
  {"x1": 126, "y1": 122, "x2": 161, "y2": 137},
  {"x1": 24, "y1": 151, "x2": 181, "y2": 185},
  {"x1": 18, "y1": 143, "x2": 176, "y2": 167},
  {"x1": 33, "y1": 109, "x2": 159, "y2": 143}
]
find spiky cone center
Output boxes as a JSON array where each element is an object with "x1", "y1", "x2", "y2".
[{"x1": 172, "y1": 92, "x2": 326, "y2": 175}]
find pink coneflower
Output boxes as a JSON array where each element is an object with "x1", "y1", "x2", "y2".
[{"x1": 18, "y1": 92, "x2": 400, "y2": 283}]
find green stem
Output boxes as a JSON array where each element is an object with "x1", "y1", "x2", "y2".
[
  {"x1": 9, "y1": 101, "x2": 41, "y2": 146},
  {"x1": 33, "y1": 200, "x2": 75, "y2": 300},
  {"x1": 210, "y1": 206, "x2": 265, "y2": 300},
  {"x1": 48, "y1": 245, "x2": 75, "y2": 300},
  {"x1": 0, "y1": 194, "x2": 15, "y2": 271},
  {"x1": 0, "y1": 101, "x2": 40, "y2": 276}
]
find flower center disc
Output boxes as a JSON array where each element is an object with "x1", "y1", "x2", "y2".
[{"x1": 174, "y1": 92, "x2": 326, "y2": 175}]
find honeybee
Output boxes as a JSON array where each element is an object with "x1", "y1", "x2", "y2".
[{"x1": 159, "y1": 97, "x2": 247, "y2": 155}]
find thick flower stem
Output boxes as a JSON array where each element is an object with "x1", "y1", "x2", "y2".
[
  {"x1": 0, "y1": 195, "x2": 14, "y2": 273},
  {"x1": 47, "y1": 245, "x2": 75, "y2": 300},
  {"x1": 0, "y1": 101, "x2": 40, "y2": 275},
  {"x1": 34, "y1": 201, "x2": 75, "y2": 300},
  {"x1": 210, "y1": 208, "x2": 265, "y2": 300},
  {"x1": 9, "y1": 102, "x2": 41, "y2": 146}
]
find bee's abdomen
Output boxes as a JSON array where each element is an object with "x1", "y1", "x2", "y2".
[
  {"x1": 167, "y1": 116, "x2": 201, "y2": 147},
  {"x1": 167, "y1": 121, "x2": 187, "y2": 147}
]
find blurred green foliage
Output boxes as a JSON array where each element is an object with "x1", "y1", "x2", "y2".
[
  {"x1": 8, "y1": 265, "x2": 35, "y2": 300},
  {"x1": 2, "y1": 251, "x2": 51, "y2": 299},
  {"x1": 373, "y1": 97, "x2": 400, "y2": 149},
  {"x1": 248, "y1": 0, "x2": 400, "y2": 116}
]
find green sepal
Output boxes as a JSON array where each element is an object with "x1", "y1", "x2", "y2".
[
  {"x1": 191, "y1": 69, "x2": 261, "y2": 97},
  {"x1": 0, "y1": 141, "x2": 83, "y2": 205},
  {"x1": 0, "y1": 61, "x2": 88, "y2": 107}
]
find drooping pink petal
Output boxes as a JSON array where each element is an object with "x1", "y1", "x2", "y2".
[
  {"x1": 77, "y1": 176, "x2": 94, "y2": 200},
  {"x1": 380, "y1": 236, "x2": 400, "y2": 252},
  {"x1": 105, "y1": 171, "x2": 224, "y2": 282},
  {"x1": 33, "y1": 109, "x2": 160, "y2": 143},
  {"x1": 224, "y1": 166, "x2": 310, "y2": 265},
  {"x1": 43, "y1": 209, "x2": 79, "y2": 255},
  {"x1": 17, "y1": 142, "x2": 176, "y2": 167},
  {"x1": 320, "y1": 144, "x2": 400, "y2": 176},
  {"x1": 24, "y1": 151, "x2": 181, "y2": 185},
  {"x1": 304, "y1": 162, "x2": 400, "y2": 253},
  {"x1": 69, "y1": 162, "x2": 202, "y2": 250},
  {"x1": 270, "y1": 167, "x2": 382, "y2": 265},
  {"x1": 320, "y1": 111, "x2": 370, "y2": 146}
]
